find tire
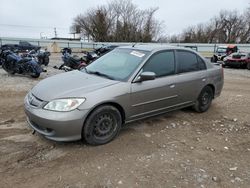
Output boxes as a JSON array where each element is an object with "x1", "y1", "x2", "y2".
[
  {"x1": 2, "y1": 62, "x2": 15, "y2": 75},
  {"x1": 222, "y1": 62, "x2": 227, "y2": 68},
  {"x1": 78, "y1": 62, "x2": 87, "y2": 70},
  {"x1": 44, "y1": 56, "x2": 49, "y2": 66},
  {"x1": 83, "y1": 105, "x2": 122, "y2": 145},
  {"x1": 193, "y1": 86, "x2": 213, "y2": 113},
  {"x1": 247, "y1": 63, "x2": 250, "y2": 70},
  {"x1": 211, "y1": 56, "x2": 217, "y2": 63},
  {"x1": 31, "y1": 72, "x2": 40, "y2": 78}
]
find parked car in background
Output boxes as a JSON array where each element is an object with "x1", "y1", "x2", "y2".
[
  {"x1": 1, "y1": 41, "x2": 41, "y2": 52},
  {"x1": 223, "y1": 52, "x2": 250, "y2": 69},
  {"x1": 94, "y1": 45, "x2": 119, "y2": 55},
  {"x1": 211, "y1": 45, "x2": 238, "y2": 63},
  {"x1": 184, "y1": 45, "x2": 198, "y2": 51},
  {"x1": 24, "y1": 45, "x2": 224, "y2": 145}
]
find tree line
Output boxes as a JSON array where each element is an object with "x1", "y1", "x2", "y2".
[
  {"x1": 71, "y1": 0, "x2": 163, "y2": 42},
  {"x1": 71, "y1": 1, "x2": 250, "y2": 43},
  {"x1": 169, "y1": 7, "x2": 250, "y2": 43}
]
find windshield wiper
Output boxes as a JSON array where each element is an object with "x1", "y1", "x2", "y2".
[{"x1": 88, "y1": 70, "x2": 114, "y2": 80}]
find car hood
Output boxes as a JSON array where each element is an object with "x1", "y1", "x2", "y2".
[{"x1": 31, "y1": 70, "x2": 119, "y2": 101}]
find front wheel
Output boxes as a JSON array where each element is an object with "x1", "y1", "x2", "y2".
[
  {"x1": 83, "y1": 105, "x2": 122, "y2": 145},
  {"x1": 193, "y1": 86, "x2": 213, "y2": 113},
  {"x1": 31, "y1": 72, "x2": 40, "y2": 78}
]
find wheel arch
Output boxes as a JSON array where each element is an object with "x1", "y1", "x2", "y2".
[
  {"x1": 83, "y1": 101, "x2": 126, "y2": 127},
  {"x1": 204, "y1": 84, "x2": 215, "y2": 98}
]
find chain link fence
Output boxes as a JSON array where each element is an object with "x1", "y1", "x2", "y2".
[{"x1": 1, "y1": 37, "x2": 250, "y2": 57}]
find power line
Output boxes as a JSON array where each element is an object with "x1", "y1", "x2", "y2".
[{"x1": 0, "y1": 23, "x2": 69, "y2": 30}]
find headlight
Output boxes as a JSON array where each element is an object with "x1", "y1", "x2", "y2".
[{"x1": 44, "y1": 98, "x2": 85, "y2": 112}]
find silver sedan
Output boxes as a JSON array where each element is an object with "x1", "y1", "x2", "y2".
[{"x1": 24, "y1": 45, "x2": 224, "y2": 145}]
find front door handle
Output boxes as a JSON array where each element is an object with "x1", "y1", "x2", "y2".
[{"x1": 169, "y1": 84, "x2": 175, "y2": 88}]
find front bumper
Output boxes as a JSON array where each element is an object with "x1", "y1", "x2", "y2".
[
  {"x1": 216, "y1": 55, "x2": 226, "y2": 61},
  {"x1": 24, "y1": 95, "x2": 89, "y2": 142}
]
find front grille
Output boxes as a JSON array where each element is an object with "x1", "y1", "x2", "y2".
[{"x1": 28, "y1": 93, "x2": 44, "y2": 108}]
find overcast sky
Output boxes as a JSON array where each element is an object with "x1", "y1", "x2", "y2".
[{"x1": 0, "y1": 0, "x2": 249, "y2": 39}]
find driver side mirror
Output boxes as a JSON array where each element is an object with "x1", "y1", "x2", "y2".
[{"x1": 136, "y1": 72, "x2": 156, "y2": 82}]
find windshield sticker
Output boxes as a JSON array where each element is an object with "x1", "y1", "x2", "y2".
[{"x1": 130, "y1": 51, "x2": 145, "y2": 58}]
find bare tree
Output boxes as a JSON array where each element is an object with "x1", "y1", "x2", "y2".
[
  {"x1": 71, "y1": 0, "x2": 164, "y2": 42},
  {"x1": 171, "y1": 7, "x2": 250, "y2": 43}
]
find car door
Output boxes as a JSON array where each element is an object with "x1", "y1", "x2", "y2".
[
  {"x1": 174, "y1": 50, "x2": 208, "y2": 103},
  {"x1": 128, "y1": 50, "x2": 181, "y2": 120}
]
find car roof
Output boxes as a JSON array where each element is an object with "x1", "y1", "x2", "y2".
[{"x1": 117, "y1": 44, "x2": 194, "y2": 53}]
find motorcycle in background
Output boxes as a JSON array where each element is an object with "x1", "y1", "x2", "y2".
[
  {"x1": 94, "y1": 45, "x2": 119, "y2": 56},
  {"x1": 61, "y1": 47, "x2": 72, "y2": 55},
  {"x1": 21, "y1": 49, "x2": 51, "y2": 66},
  {"x1": 0, "y1": 50, "x2": 44, "y2": 78},
  {"x1": 58, "y1": 51, "x2": 87, "y2": 71},
  {"x1": 56, "y1": 48, "x2": 100, "y2": 72},
  {"x1": 0, "y1": 49, "x2": 4, "y2": 66}
]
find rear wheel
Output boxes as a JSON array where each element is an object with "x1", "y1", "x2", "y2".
[
  {"x1": 78, "y1": 62, "x2": 87, "y2": 70},
  {"x1": 2, "y1": 62, "x2": 16, "y2": 74},
  {"x1": 44, "y1": 56, "x2": 49, "y2": 66},
  {"x1": 83, "y1": 105, "x2": 122, "y2": 145},
  {"x1": 193, "y1": 86, "x2": 213, "y2": 113}
]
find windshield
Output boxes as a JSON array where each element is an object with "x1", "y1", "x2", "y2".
[
  {"x1": 217, "y1": 47, "x2": 227, "y2": 53},
  {"x1": 84, "y1": 48, "x2": 149, "y2": 81}
]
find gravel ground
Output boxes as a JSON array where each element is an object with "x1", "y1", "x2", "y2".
[{"x1": 0, "y1": 54, "x2": 250, "y2": 188}]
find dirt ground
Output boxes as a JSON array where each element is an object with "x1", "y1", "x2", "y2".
[{"x1": 0, "y1": 53, "x2": 250, "y2": 188}]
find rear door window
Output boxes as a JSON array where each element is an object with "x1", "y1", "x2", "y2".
[
  {"x1": 197, "y1": 56, "x2": 206, "y2": 70},
  {"x1": 176, "y1": 50, "x2": 199, "y2": 73}
]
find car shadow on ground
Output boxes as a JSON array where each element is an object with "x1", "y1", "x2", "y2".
[{"x1": 30, "y1": 108, "x2": 200, "y2": 148}]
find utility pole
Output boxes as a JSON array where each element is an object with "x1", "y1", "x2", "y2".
[{"x1": 54, "y1": 27, "x2": 58, "y2": 38}]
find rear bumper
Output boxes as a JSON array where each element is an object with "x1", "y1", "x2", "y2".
[{"x1": 224, "y1": 61, "x2": 246, "y2": 67}]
